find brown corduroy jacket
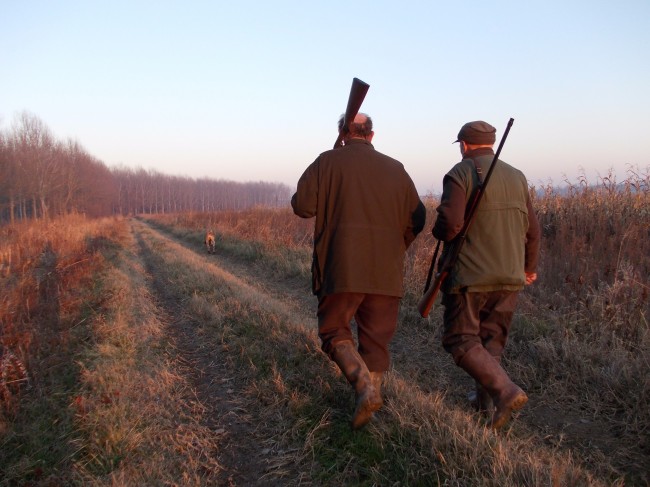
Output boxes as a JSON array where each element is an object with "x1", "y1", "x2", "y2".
[{"x1": 292, "y1": 138, "x2": 426, "y2": 297}]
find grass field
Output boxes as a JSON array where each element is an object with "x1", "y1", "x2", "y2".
[{"x1": 0, "y1": 176, "x2": 648, "y2": 485}]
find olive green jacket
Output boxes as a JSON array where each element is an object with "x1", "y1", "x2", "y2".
[
  {"x1": 433, "y1": 148, "x2": 540, "y2": 293},
  {"x1": 292, "y1": 138, "x2": 426, "y2": 297}
]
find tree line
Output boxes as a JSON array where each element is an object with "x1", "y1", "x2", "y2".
[{"x1": 0, "y1": 112, "x2": 292, "y2": 224}]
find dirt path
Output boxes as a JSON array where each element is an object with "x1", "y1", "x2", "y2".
[
  {"x1": 132, "y1": 219, "x2": 646, "y2": 485},
  {"x1": 132, "y1": 220, "x2": 314, "y2": 485}
]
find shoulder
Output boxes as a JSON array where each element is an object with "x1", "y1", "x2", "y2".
[
  {"x1": 497, "y1": 160, "x2": 528, "y2": 183},
  {"x1": 446, "y1": 158, "x2": 474, "y2": 183},
  {"x1": 316, "y1": 144, "x2": 365, "y2": 162},
  {"x1": 373, "y1": 148, "x2": 405, "y2": 169}
]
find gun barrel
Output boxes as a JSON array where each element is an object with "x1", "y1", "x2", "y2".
[{"x1": 334, "y1": 77, "x2": 370, "y2": 148}]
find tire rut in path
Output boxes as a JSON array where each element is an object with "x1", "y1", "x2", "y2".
[{"x1": 133, "y1": 222, "x2": 297, "y2": 486}]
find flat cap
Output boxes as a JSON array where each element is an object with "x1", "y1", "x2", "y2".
[{"x1": 454, "y1": 121, "x2": 496, "y2": 145}]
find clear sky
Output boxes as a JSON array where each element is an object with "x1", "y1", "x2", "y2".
[{"x1": 1, "y1": 1, "x2": 648, "y2": 194}]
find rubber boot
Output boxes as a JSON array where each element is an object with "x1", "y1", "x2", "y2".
[
  {"x1": 468, "y1": 381, "x2": 493, "y2": 415},
  {"x1": 469, "y1": 352, "x2": 499, "y2": 413},
  {"x1": 458, "y1": 346, "x2": 527, "y2": 429},
  {"x1": 369, "y1": 371, "x2": 384, "y2": 408},
  {"x1": 331, "y1": 341, "x2": 382, "y2": 430}
]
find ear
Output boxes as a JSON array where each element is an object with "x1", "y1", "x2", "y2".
[{"x1": 367, "y1": 131, "x2": 374, "y2": 142}]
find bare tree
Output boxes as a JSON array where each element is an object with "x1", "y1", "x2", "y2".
[
  {"x1": 1, "y1": 111, "x2": 293, "y2": 223},
  {"x1": 11, "y1": 112, "x2": 62, "y2": 220}
]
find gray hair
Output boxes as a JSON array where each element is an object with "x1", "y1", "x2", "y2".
[{"x1": 338, "y1": 113, "x2": 373, "y2": 137}]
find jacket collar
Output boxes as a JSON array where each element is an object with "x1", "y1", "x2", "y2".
[
  {"x1": 345, "y1": 138, "x2": 373, "y2": 148},
  {"x1": 464, "y1": 147, "x2": 494, "y2": 158}
]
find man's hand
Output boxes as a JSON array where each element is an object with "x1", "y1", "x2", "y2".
[{"x1": 525, "y1": 272, "x2": 537, "y2": 285}]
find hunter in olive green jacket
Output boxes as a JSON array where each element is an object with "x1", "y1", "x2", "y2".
[
  {"x1": 292, "y1": 138, "x2": 426, "y2": 298},
  {"x1": 433, "y1": 148, "x2": 541, "y2": 293}
]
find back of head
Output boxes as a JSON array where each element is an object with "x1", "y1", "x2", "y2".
[{"x1": 338, "y1": 113, "x2": 373, "y2": 138}]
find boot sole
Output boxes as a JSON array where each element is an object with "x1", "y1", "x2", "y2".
[
  {"x1": 491, "y1": 392, "x2": 528, "y2": 430},
  {"x1": 351, "y1": 398, "x2": 383, "y2": 430},
  {"x1": 510, "y1": 393, "x2": 528, "y2": 411}
]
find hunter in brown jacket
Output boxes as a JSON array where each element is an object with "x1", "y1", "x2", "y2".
[{"x1": 292, "y1": 113, "x2": 425, "y2": 429}]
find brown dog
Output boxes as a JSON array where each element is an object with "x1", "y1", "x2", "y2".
[{"x1": 204, "y1": 231, "x2": 216, "y2": 254}]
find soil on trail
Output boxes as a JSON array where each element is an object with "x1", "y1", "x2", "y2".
[
  {"x1": 133, "y1": 221, "x2": 314, "y2": 485},
  {"x1": 133, "y1": 219, "x2": 645, "y2": 485}
]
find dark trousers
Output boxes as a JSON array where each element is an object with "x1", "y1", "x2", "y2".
[
  {"x1": 441, "y1": 290, "x2": 519, "y2": 365},
  {"x1": 317, "y1": 293, "x2": 400, "y2": 372}
]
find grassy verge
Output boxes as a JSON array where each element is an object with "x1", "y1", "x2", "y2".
[
  {"x1": 0, "y1": 216, "x2": 126, "y2": 484},
  {"x1": 139, "y1": 217, "x2": 607, "y2": 485},
  {"x1": 3, "y1": 211, "x2": 641, "y2": 484},
  {"x1": 153, "y1": 204, "x2": 650, "y2": 484},
  {"x1": 143, "y1": 215, "x2": 311, "y2": 281}
]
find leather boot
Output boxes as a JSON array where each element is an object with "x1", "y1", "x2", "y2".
[
  {"x1": 468, "y1": 381, "x2": 493, "y2": 415},
  {"x1": 369, "y1": 371, "x2": 384, "y2": 408},
  {"x1": 458, "y1": 346, "x2": 527, "y2": 429},
  {"x1": 331, "y1": 341, "x2": 382, "y2": 430},
  {"x1": 469, "y1": 351, "x2": 498, "y2": 413}
]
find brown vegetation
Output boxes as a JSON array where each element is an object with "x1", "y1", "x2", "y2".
[
  {"x1": 148, "y1": 169, "x2": 649, "y2": 484},
  {"x1": 1, "y1": 169, "x2": 648, "y2": 485}
]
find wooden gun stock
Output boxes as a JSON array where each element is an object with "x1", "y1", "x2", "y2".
[
  {"x1": 417, "y1": 269, "x2": 447, "y2": 317},
  {"x1": 333, "y1": 77, "x2": 370, "y2": 148}
]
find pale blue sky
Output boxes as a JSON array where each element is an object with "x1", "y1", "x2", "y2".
[{"x1": 1, "y1": 1, "x2": 648, "y2": 194}]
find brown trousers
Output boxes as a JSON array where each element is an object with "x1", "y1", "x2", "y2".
[
  {"x1": 441, "y1": 290, "x2": 519, "y2": 365},
  {"x1": 317, "y1": 293, "x2": 400, "y2": 372}
]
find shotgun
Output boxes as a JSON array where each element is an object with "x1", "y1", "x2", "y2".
[
  {"x1": 333, "y1": 77, "x2": 370, "y2": 148},
  {"x1": 417, "y1": 118, "x2": 515, "y2": 318}
]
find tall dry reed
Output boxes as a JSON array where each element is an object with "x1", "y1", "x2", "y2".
[
  {"x1": 151, "y1": 170, "x2": 650, "y2": 331},
  {"x1": 0, "y1": 214, "x2": 123, "y2": 425}
]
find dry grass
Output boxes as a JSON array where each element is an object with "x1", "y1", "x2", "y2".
[
  {"x1": 145, "y1": 169, "x2": 649, "y2": 484},
  {"x1": 70, "y1": 222, "x2": 225, "y2": 485},
  {"x1": 1, "y1": 168, "x2": 648, "y2": 485},
  {"x1": 0, "y1": 213, "x2": 121, "y2": 418},
  {"x1": 0, "y1": 217, "x2": 225, "y2": 484},
  {"x1": 133, "y1": 219, "x2": 606, "y2": 485},
  {"x1": 0, "y1": 214, "x2": 125, "y2": 483}
]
